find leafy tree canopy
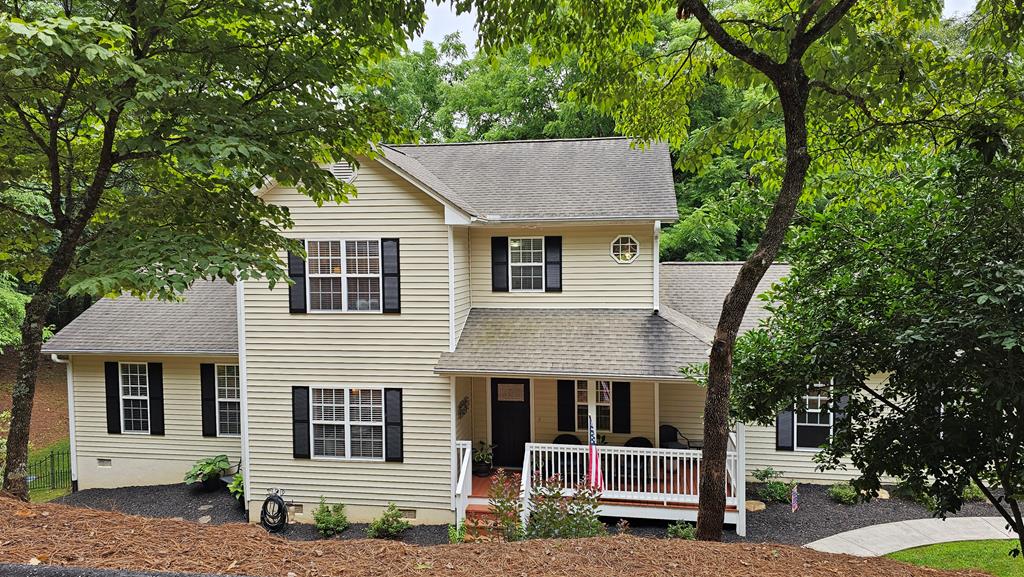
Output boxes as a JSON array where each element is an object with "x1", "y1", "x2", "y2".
[{"x1": 732, "y1": 142, "x2": 1024, "y2": 554}]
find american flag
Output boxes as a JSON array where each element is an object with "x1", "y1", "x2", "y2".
[{"x1": 588, "y1": 415, "x2": 604, "y2": 491}]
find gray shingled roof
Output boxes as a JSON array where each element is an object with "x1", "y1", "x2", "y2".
[
  {"x1": 42, "y1": 280, "x2": 237, "y2": 355},
  {"x1": 385, "y1": 138, "x2": 678, "y2": 222},
  {"x1": 659, "y1": 262, "x2": 791, "y2": 334},
  {"x1": 435, "y1": 308, "x2": 710, "y2": 380}
]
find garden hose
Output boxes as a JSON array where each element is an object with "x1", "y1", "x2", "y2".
[{"x1": 260, "y1": 490, "x2": 288, "y2": 533}]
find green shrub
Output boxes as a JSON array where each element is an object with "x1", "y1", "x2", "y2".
[
  {"x1": 184, "y1": 454, "x2": 230, "y2": 485},
  {"x1": 525, "y1": 475, "x2": 605, "y2": 539},
  {"x1": 827, "y1": 482, "x2": 859, "y2": 505},
  {"x1": 227, "y1": 472, "x2": 245, "y2": 503},
  {"x1": 313, "y1": 497, "x2": 349, "y2": 537},
  {"x1": 667, "y1": 521, "x2": 696, "y2": 540},
  {"x1": 366, "y1": 502, "x2": 411, "y2": 539},
  {"x1": 753, "y1": 467, "x2": 796, "y2": 503},
  {"x1": 487, "y1": 468, "x2": 524, "y2": 541},
  {"x1": 448, "y1": 522, "x2": 466, "y2": 543},
  {"x1": 962, "y1": 482, "x2": 987, "y2": 502},
  {"x1": 893, "y1": 481, "x2": 936, "y2": 510}
]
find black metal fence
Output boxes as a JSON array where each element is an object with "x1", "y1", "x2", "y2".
[{"x1": 26, "y1": 449, "x2": 72, "y2": 492}]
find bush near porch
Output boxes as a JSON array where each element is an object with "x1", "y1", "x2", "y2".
[{"x1": 0, "y1": 495, "x2": 983, "y2": 577}]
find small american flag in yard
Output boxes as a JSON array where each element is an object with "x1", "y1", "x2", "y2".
[
  {"x1": 588, "y1": 415, "x2": 604, "y2": 492},
  {"x1": 791, "y1": 485, "x2": 799, "y2": 512}
]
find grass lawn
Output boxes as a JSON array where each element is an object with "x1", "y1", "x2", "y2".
[{"x1": 888, "y1": 540, "x2": 1022, "y2": 577}]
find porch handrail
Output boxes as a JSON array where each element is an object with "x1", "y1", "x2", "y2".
[
  {"x1": 454, "y1": 440, "x2": 473, "y2": 526},
  {"x1": 522, "y1": 442, "x2": 740, "y2": 507}
]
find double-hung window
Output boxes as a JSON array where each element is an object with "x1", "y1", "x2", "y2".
[
  {"x1": 795, "y1": 389, "x2": 833, "y2": 450},
  {"x1": 574, "y1": 380, "x2": 612, "y2": 432},
  {"x1": 216, "y1": 365, "x2": 241, "y2": 436},
  {"x1": 509, "y1": 237, "x2": 544, "y2": 291},
  {"x1": 311, "y1": 387, "x2": 384, "y2": 460},
  {"x1": 306, "y1": 240, "x2": 381, "y2": 312},
  {"x1": 119, "y1": 363, "x2": 150, "y2": 433}
]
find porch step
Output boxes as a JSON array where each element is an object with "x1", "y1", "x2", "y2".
[{"x1": 463, "y1": 504, "x2": 501, "y2": 542}]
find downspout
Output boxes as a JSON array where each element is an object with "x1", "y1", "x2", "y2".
[
  {"x1": 51, "y1": 354, "x2": 77, "y2": 492},
  {"x1": 653, "y1": 220, "x2": 661, "y2": 312},
  {"x1": 236, "y1": 281, "x2": 252, "y2": 514}
]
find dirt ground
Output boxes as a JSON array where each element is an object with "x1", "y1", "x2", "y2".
[
  {"x1": 0, "y1": 348, "x2": 69, "y2": 450},
  {"x1": 0, "y1": 496, "x2": 983, "y2": 577}
]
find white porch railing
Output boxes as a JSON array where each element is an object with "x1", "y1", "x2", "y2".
[
  {"x1": 454, "y1": 440, "x2": 473, "y2": 526},
  {"x1": 519, "y1": 427, "x2": 747, "y2": 536}
]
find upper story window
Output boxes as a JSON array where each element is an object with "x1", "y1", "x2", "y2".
[
  {"x1": 119, "y1": 362, "x2": 150, "y2": 433},
  {"x1": 509, "y1": 237, "x2": 544, "y2": 291},
  {"x1": 306, "y1": 240, "x2": 381, "y2": 312},
  {"x1": 610, "y1": 235, "x2": 639, "y2": 264},
  {"x1": 311, "y1": 387, "x2": 384, "y2": 460},
  {"x1": 795, "y1": 389, "x2": 833, "y2": 450},
  {"x1": 216, "y1": 364, "x2": 241, "y2": 436},
  {"x1": 575, "y1": 380, "x2": 612, "y2": 432}
]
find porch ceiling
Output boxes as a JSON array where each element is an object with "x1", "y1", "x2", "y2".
[{"x1": 435, "y1": 308, "x2": 710, "y2": 381}]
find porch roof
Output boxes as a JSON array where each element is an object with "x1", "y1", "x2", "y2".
[{"x1": 435, "y1": 308, "x2": 710, "y2": 381}]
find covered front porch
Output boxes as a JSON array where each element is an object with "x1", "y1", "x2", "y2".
[
  {"x1": 449, "y1": 376, "x2": 746, "y2": 535},
  {"x1": 437, "y1": 307, "x2": 747, "y2": 534}
]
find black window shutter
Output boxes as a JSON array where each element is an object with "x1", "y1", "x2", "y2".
[
  {"x1": 384, "y1": 388, "x2": 403, "y2": 462},
  {"x1": 544, "y1": 236, "x2": 562, "y2": 292},
  {"x1": 612, "y1": 382, "x2": 631, "y2": 434},
  {"x1": 148, "y1": 363, "x2": 165, "y2": 436},
  {"x1": 557, "y1": 380, "x2": 575, "y2": 432},
  {"x1": 293, "y1": 387, "x2": 311, "y2": 459},
  {"x1": 491, "y1": 236, "x2": 509, "y2": 292},
  {"x1": 776, "y1": 409, "x2": 795, "y2": 451},
  {"x1": 200, "y1": 363, "x2": 217, "y2": 437},
  {"x1": 381, "y1": 238, "x2": 401, "y2": 313},
  {"x1": 104, "y1": 362, "x2": 121, "y2": 435},
  {"x1": 288, "y1": 240, "x2": 307, "y2": 313}
]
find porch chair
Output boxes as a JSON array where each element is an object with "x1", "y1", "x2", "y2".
[
  {"x1": 659, "y1": 424, "x2": 690, "y2": 450},
  {"x1": 552, "y1": 434, "x2": 582, "y2": 445},
  {"x1": 549, "y1": 434, "x2": 585, "y2": 483},
  {"x1": 620, "y1": 437, "x2": 654, "y2": 491}
]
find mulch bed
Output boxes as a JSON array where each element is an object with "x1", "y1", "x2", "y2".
[
  {"x1": 732, "y1": 484, "x2": 1002, "y2": 545},
  {"x1": 0, "y1": 496, "x2": 984, "y2": 577}
]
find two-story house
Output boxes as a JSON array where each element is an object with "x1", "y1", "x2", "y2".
[{"x1": 42, "y1": 137, "x2": 851, "y2": 536}]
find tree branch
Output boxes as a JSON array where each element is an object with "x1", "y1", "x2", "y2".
[
  {"x1": 792, "y1": 0, "x2": 859, "y2": 59},
  {"x1": 677, "y1": 0, "x2": 782, "y2": 79},
  {"x1": 0, "y1": 202, "x2": 55, "y2": 229}
]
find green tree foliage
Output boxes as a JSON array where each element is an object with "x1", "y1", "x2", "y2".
[
  {"x1": 463, "y1": 0, "x2": 1023, "y2": 540},
  {"x1": 0, "y1": 274, "x2": 28, "y2": 348},
  {"x1": 0, "y1": 0, "x2": 424, "y2": 498},
  {"x1": 732, "y1": 145, "x2": 1024, "y2": 555}
]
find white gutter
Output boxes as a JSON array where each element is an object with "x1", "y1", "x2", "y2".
[
  {"x1": 653, "y1": 220, "x2": 661, "y2": 311},
  {"x1": 50, "y1": 354, "x2": 77, "y2": 491},
  {"x1": 236, "y1": 281, "x2": 252, "y2": 512}
]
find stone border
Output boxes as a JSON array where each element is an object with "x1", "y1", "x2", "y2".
[{"x1": 805, "y1": 517, "x2": 1018, "y2": 557}]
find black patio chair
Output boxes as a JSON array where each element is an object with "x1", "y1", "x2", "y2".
[
  {"x1": 659, "y1": 424, "x2": 690, "y2": 450},
  {"x1": 547, "y1": 434, "x2": 585, "y2": 483},
  {"x1": 552, "y1": 434, "x2": 583, "y2": 445}
]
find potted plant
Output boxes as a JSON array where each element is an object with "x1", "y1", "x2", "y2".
[
  {"x1": 472, "y1": 442, "x2": 495, "y2": 477},
  {"x1": 185, "y1": 454, "x2": 231, "y2": 492}
]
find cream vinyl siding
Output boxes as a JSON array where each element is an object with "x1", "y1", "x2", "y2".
[
  {"x1": 533, "y1": 379, "x2": 657, "y2": 445},
  {"x1": 658, "y1": 381, "x2": 707, "y2": 443},
  {"x1": 246, "y1": 160, "x2": 454, "y2": 523},
  {"x1": 70, "y1": 355, "x2": 241, "y2": 489},
  {"x1": 452, "y1": 226, "x2": 471, "y2": 343},
  {"x1": 469, "y1": 224, "x2": 655, "y2": 308},
  {"x1": 743, "y1": 374, "x2": 890, "y2": 484}
]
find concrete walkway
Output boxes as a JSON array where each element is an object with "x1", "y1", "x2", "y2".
[{"x1": 805, "y1": 517, "x2": 1018, "y2": 557}]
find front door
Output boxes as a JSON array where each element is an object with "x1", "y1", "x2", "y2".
[{"x1": 491, "y1": 378, "x2": 531, "y2": 467}]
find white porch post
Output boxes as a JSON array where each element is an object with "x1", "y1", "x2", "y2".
[
  {"x1": 653, "y1": 382, "x2": 660, "y2": 447},
  {"x1": 736, "y1": 422, "x2": 747, "y2": 537},
  {"x1": 587, "y1": 380, "x2": 596, "y2": 434}
]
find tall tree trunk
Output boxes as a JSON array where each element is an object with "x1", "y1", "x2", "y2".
[{"x1": 695, "y1": 73, "x2": 811, "y2": 540}]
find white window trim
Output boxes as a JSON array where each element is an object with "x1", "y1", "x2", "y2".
[
  {"x1": 610, "y1": 235, "x2": 640, "y2": 264},
  {"x1": 305, "y1": 238, "x2": 383, "y2": 314},
  {"x1": 309, "y1": 385, "x2": 386, "y2": 462},
  {"x1": 574, "y1": 380, "x2": 612, "y2": 434},
  {"x1": 508, "y1": 236, "x2": 545, "y2": 293},
  {"x1": 118, "y1": 361, "x2": 150, "y2": 435},
  {"x1": 794, "y1": 388, "x2": 833, "y2": 452},
  {"x1": 215, "y1": 363, "x2": 241, "y2": 438}
]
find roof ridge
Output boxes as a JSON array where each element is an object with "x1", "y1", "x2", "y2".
[{"x1": 387, "y1": 136, "x2": 635, "y2": 147}]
